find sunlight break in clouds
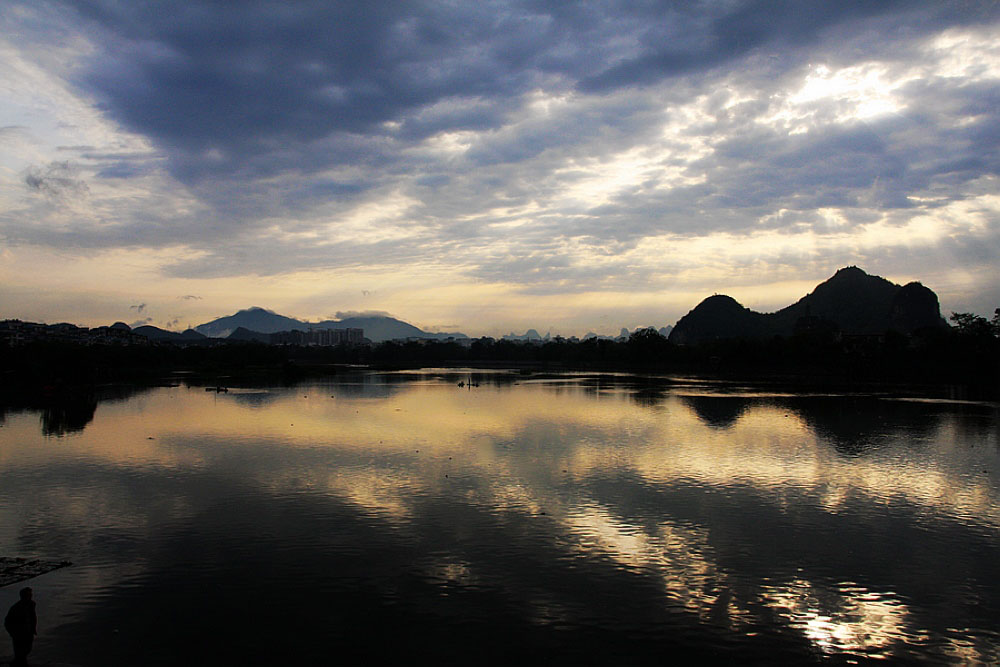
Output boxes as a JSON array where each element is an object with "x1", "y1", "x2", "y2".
[{"x1": 0, "y1": 1, "x2": 998, "y2": 333}]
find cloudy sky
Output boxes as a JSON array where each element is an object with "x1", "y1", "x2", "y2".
[{"x1": 1, "y1": 1, "x2": 998, "y2": 336}]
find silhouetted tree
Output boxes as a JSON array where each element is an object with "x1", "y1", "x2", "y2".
[
  {"x1": 950, "y1": 311, "x2": 996, "y2": 338},
  {"x1": 626, "y1": 327, "x2": 671, "y2": 366}
]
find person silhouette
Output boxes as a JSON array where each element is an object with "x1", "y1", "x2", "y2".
[{"x1": 4, "y1": 587, "x2": 36, "y2": 667}]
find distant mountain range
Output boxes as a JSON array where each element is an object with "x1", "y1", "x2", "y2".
[
  {"x1": 192, "y1": 307, "x2": 468, "y2": 343},
  {"x1": 130, "y1": 309, "x2": 675, "y2": 345},
  {"x1": 122, "y1": 268, "x2": 947, "y2": 347},
  {"x1": 496, "y1": 325, "x2": 674, "y2": 342},
  {"x1": 132, "y1": 326, "x2": 207, "y2": 342},
  {"x1": 669, "y1": 266, "x2": 948, "y2": 345}
]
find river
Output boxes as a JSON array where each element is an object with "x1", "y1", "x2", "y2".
[{"x1": 1, "y1": 370, "x2": 998, "y2": 664}]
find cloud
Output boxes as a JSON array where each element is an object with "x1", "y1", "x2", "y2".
[
  {"x1": 15, "y1": 4, "x2": 999, "y2": 250},
  {"x1": 574, "y1": 0, "x2": 978, "y2": 93},
  {"x1": 24, "y1": 161, "x2": 90, "y2": 199},
  {"x1": 179, "y1": 295, "x2": 202, "y2": 300},
  {"x1": 333, "y1": 310, "x2": 393, "y2": 320},
  {"x1": 2, "y1": 1, "x2": 999, "y2": 329},
  {"x1": 129, "y1": 317, "x2": 152, "y2": 328},
  {"x1": 129, "y1": 303, "x2": 146, "y2": 313},
  {"x1": 0, "y1": 125, "x2": 30, "y2": 140}
]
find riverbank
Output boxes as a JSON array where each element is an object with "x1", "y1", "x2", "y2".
[{"x1": 2, "y1": 331, "x2": 998, "y2": 406}]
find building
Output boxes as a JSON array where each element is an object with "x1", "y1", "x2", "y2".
[{"x1": 269, "y1": 327, "x2": 364, "y2": 346}]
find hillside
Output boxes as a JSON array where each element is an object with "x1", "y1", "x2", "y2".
[
  {"x1": 669, "y1": 267, "x2": 948, "y2": 344},
  {"x1": 194, "y1": 307, "x2": 468, "y2": 343},
  {"x1": 133, "y1": 325, "x2": 207, "y2": 342},
  {"x1": 194, "y1": 308, "x2": 304, "y2": 338}
]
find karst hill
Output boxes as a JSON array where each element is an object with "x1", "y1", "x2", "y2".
[{"x1": 668, "y1": 267, "x2": 949, "y2": 345}]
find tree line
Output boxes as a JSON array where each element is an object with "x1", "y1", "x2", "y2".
[{"x1": 2, "y1": 308, "x2": 998, "y2": 398}]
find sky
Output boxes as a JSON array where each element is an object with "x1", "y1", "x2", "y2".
[{"x1": 1, "y1": 1, "x2": 999, "y2": 337}]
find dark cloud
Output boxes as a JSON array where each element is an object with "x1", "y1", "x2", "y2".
[
  {"x1": 333, "y1": 310, "x2": 393, "y2": 320},
  {"x1": 71, "y1": 1, "x2": 541, "y2": 183},
  {"x1": 3, "y1": 1, "x2": 999, "y2": 317},
  {"x1": 576, "y1": 1, "x2": 945, "y2": 91},
  {"x1": 67, "y1": 1, "x2": 989, "y2": 188},
  {"x1": 96, "y1": 162, "x2": 145, "y2": 179},
  {"x1": 129, "y1": 303, "x2": 146, "y2": 313},
  {"x1": 24, "y1": 161, "x2": 90, "y2": 199}
]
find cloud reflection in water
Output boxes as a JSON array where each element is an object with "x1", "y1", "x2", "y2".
[{"x1": 0, "y1": 372, "x2": 997, "y2": 664}]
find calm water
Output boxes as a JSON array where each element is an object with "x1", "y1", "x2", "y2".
[{"x1": 1, "y1": 371, "x2": 998, "y2": 665}]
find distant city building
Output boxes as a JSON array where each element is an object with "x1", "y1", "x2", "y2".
[
  {"x1": 88, "y1": 324, "x2": 150, "y2": 346},
  {"x1": 1, "y1": 318, "x2": 367, "y2": 348},
  {"x1": 0, "y1": 319, "x2": 148, "y2": 346},
  {"x1": 269, "y1": 328, "x2": 364, "y2": 346}
]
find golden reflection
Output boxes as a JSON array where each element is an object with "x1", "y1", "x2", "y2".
[
  {"x1": 3, "y1": 375, "x2": 996, "y2": 663},
  {"x1": 563, "y1": 502, "x2": 750, "y2": 629},
  {"x1": 939, "y1": 631, "x2": 1000, "y2": 664},
  {"x1": 322, "y1": 469, "x2": 418, "y2": 524},
  {"x1": 624, "y1": 395, "x2": 1000, "y2": 530},
  {"x1": 761, "y1": 579, "x2": 915, "y2": 656},
  {"x1": 2, "y1": 379, "x2": 997, "y2": 535},
  {"x1": 425, "y1": 560, "x2": 480, "y2": 588},
  {"x1": 2, "y1": 381, "x2": 997, "y2": 535}
]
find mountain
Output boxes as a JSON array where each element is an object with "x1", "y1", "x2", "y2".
[
  {"x1": 194, "y1": 307, "x2": 468, "y2": 343},
  {"x1": 313, "y1": 315, "x2": 430, "y2": 342},
  {"x1": 581, "y1": 325, "x2": 672, "y2": 341},
  {"x1": 133, "y1": 325, "x2": 207, "y2": 342},
  {"x1": 766, "y1": 266, "x2": 902, "y2": 335},
  {"x1": 889, "y1": 282, "x2": 948, "y2": 333},
  {"x1": 226, "y1": 326, "x2": 271, "y2": 343},
  {"x1": 669, "y1": 267, "x2": 948, "y2": 345},
  {"x1": 669, "y1": 295, "x2": 768, "y2": 344},
  {"x1": 194, "y1": 308, "x2": 303, "y2": 338},
  {"x1": 503, "y1": 329, "x2": 544, "y2": 341}
]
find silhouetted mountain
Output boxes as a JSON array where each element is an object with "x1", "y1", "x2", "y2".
[
  {"x1": 314, "y1": 316, "x2": 438, "y2": 342},
  {"x1": 134, "y1": 325, "x2": 207, "y2": 342},
  {"x1": 669, "y1": 295, "x2": 768, "y2": 344},
  {"x1": 132, "y1": 325, "x2": 170, "y2": 340},
  {"x1": 195, "y1": 307, "x2": 467, "y2": 343},
  {"x1": 226, "y1": 327, "x2": 271, "y2": 343},
  {"x1": 195, "y1": 307, "x2": 303, "y2": 338},
  {"x1": 669, "y1": 267, "x2": 949, "y2": 344},
  {"x1": 501, "y1": 329, "x2": 552, "y2": 343},
  {"x1": 889, "y1": 282, "x2": 949, "y2": 333},
  {"x1": 767, "y1": 266, "x2": 902, "y2": 335}
]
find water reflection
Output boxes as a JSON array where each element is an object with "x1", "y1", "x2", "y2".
[
  {"x1": 225, "y1": 389, "x2": 282, "y2": 409},
  {"x1": 679, "y1": 394, "x2": 752, "y2": 429},
  {"x1": 0, "y1": 384, "x2": 155, "y2": 438},
  {"x1": 0, "y1": 372, "x2": 997, "y2": 665},
  {"x1": 40, "y1": 397, "x2": 98, "y2": 436},
  {"x1": 762, "y1": 579, "x2": 914, "y2": 657}
]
